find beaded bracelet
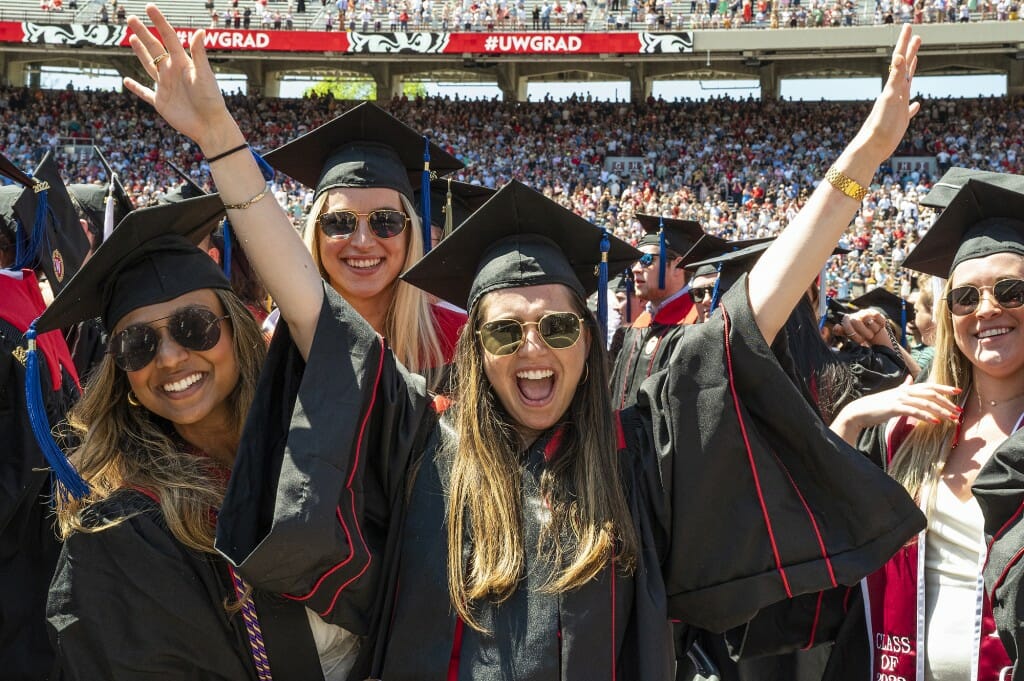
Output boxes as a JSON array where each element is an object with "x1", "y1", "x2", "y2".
[
  {"x1": 207, "y1": 143, "x2": 249, "y2": 164},
  {"x1": 223, "y1": 183, "x2": 270, "y2": 211}
]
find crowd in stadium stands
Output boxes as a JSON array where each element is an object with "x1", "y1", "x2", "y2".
[
  {"x1": 0, "y1": 84, "x2": 1021, "y2": 296},
  {"x1": 7, "y1": 0, "x2": 1022, "y2": 28}
]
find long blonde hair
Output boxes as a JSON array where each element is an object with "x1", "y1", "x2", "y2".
[
  {"x1": 57, "y1": 290, "x2": 267, "y2": 554},
  {"x1": 304, "y1": 191, "x2": 444, "y2": 374},
  {"x1": 443, "y1": 290, "x2": 639, "y2": 632},
  {"x1": 888, "y1": 277, "x2": 968, "y2": 500}
]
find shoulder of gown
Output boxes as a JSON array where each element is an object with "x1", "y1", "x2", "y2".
[{"x1": 627, "y1": 273, "x2": 925, "y2": 633}]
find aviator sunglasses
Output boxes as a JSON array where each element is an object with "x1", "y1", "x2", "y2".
[
  {"x1": 108, "y1": 307, "x2": 230, "y2": 372},
  {"x1": 689, "y1": 286, "x2": 716, "y2": 303},
  {"x1": 946, "y1": 279, "x2": 1024, "y2": 316},
  {"x1": 477, "y1": 312, "x2": 586, "y2": 356},
  {"x1": 317, "y1": 209, "x2": 410, "y2": 240}
]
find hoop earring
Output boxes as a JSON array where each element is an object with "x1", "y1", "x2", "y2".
[
  {"x1": 127, "y1": 391, "x2": 141, "y2": 407},
  {"x1": 580, "y1": 362, "x2": 590, "y2": 385}
]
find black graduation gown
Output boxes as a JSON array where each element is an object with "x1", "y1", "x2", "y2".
[
  {"x1": 216, "y1": 278, "x2": 924, "y2": 681},
  {"x1": 46, "y1": 489, "x2": 325, "y2": 681},
  {"x1": 609, "y1": 292, "x2": 698, "y2": 410},
  {"x1": 0, "y1": 316, "x2": 76, "y2": 681},
  {"x1": 973, "y1": 425, "x2": 1024, "y2": 678}
]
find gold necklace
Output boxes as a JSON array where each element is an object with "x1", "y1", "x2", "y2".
[{"x1": 976, "y1": 388, "x2": 1024, "y2": 408}]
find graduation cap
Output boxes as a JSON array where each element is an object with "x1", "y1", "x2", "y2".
[
  {"x1": 901, "y1": 178, "x2": 1024, "y2": 278},
  {"x1": 25, "y1": 194, "x2": 228, "y2": 501},
  {"x1": 265, "y1": 102, "x2": 463, "y2": 254},
  {"x1": 850, "y1": 287, "x2": 912, "y2": 345},
  {"x1": 401, "y1": 180, "x2": 641, "y2": 323},
  {"x1": 686, "y1": 236, "x2": 776, "y2": 277},
  {"x1": 159, "y1": 161, "x2": 208, "y2": 204},
  {"x1": 0, "y1": 151, "x2": 91, "y2": 295},
  {"x1": 68, "y1": 150, "x2": 135, "y2": 244},
  {"x1": 634, "y1": 214, "x2": 707, "y2": 289},
  {"x1": 920, "y1": 168, "x2": 1024, "y2": 209},
  {"x1": 415, "y1": 178, "x2": 495, "y2": 239},
  {"x1": 35, "y1": 194, "x2": 229, "y2": 334}
]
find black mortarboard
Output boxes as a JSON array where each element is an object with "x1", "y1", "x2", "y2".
[
  {"x1": 264, "y1": 102, "x2": 463, "y2": 202},
  {"x1": 160, "y1": 161, "x2": 207, "y2": 204},
  {"x1": 36, "y1": 194, "x2": 230, "y2": 334},
  {"x1": 635, "y1": 214, "x2": 706, "y2": 255},
  {"x1": 1, "y1": 151, "x2": 90, "y2": 295},
  {"x1": 901, "y1": 178, "x2": 1024, "y2": 278},
  {"x1": 850, "y1": 287, "x2": 913, "y2": 327},
  {"x1": 920, "y1": 167, "x2": 1024, "y2": 209},
  {"x1": 401, "y1": 180, "x2": 641, "y2": 312},
  {"x1": 415, "y1": 178, "x2": 495, "y2": 238},
  {"x1": 686, "y1": 239, "x2": 775, "y2": 273},
  {"x1": 687, "y1": 236, "x2": 776, "y2": 277}
]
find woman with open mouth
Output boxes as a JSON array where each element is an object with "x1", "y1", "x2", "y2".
[{"x1": 126, "y1": 8, "x2": 925, "y2": 679}]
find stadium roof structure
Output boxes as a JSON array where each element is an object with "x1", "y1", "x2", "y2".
[{"x1": 0, "y1": 5, "x2": 1020, "y2": 101}]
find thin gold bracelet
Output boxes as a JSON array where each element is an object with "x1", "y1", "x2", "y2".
[
  {"x1": 222, "y1": 184, "x2": 270, "y2": 211},
  {"x1": 825, "y1": 165, "x2": 869, "y2": 202}
]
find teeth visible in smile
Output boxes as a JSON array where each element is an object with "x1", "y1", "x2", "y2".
[
  {"x1": 347, "y1": 258, "x2": 382, "y2": 269},
  {"x1": 978, "y1": 327, "x2": 1012, "y2": 339},
  {"x1": 517, "y1": 369, "x2": 554, "y2": 380},
  {"x1": 163, "y1": 373, "x2": 203, "y2": 393}
]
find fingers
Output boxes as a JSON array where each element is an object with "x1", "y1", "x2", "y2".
[
  {"x1": 126, "y1": 14, "x2": 165, "y2": 69},
  {"x1": 189, "y1": 29, "x2": 211, "y2": 74},
  {"x1": 127, "y1": 34, "x2": 160, "y2": 82},
  {"x1": 122, "y1": 76, "x2": 156, "y2": 105},
  {"x1": 146, "y1": 4, "x2": 188, "y2": 59}
]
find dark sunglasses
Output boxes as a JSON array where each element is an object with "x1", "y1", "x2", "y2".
[
  {"x1": 690, "y1": 286, "x2": 715, "y2": 303},
  {"x1": 946, "y1": 279, "x2": 1024, "y2": 316},
  {"x1": 477, "y1": 312, "x2": 585, "y2": 356},
  {"x1": 317, "y1": 209, "x2": 409, "y2": 240},
  {"x1": 637, "y1": 253, "x2": 656, "y2": 267},
  {"x1": 108, "y1": 307, "x2": 229, "y2": 372}
]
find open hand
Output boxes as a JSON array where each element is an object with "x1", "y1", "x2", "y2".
[
  {"x1": 850, "y1": 24, "x2": 922, "y2": 165},
  {"x1": 123, "y1": 4, "x2": 239, "y2": 153},
  {"x1": 831, "y1": 376, "x2": 961, "y2": 444}
]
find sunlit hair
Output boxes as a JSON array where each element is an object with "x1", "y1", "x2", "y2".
[
  {"x1": 889, "y1": 276, "x2": 968, "y2": 501},
  {"x1": 304, "y1": 191, "x2": 444, "y2": 377},
  {"x1": 443, "y1": 287, "x2": 639, "y2": 632},
  {"x1": 56, "y1": 289, "x2": 266, "y2": 554}
]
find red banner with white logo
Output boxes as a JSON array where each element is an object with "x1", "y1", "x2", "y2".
[{"x1": 0, "y1": 21, "x2": 692, "y2": 55}]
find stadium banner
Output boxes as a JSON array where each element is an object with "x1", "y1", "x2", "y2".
[{"x1": 0, "y1": 21, "x2": 693, "y2": 55}]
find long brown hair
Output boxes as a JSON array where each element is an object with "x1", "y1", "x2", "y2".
[
  {"x1": 444, "y1": 288, "x2": 639, "y2": 632},
  {"x1": 889, "y1": 277, "x2": 968, "y2": 500},
  {"x1": 57, "y1": 289, "x2": 266, "y2": 554}
]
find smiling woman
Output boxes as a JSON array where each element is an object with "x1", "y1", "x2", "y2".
[
  {"x1": 826, "y1": 173, "x2": 1024, "y2": 680},
  {"x1": 38, "y1": 197, "x2": 336, "y2": 680}
]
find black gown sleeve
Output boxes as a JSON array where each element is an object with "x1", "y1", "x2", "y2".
[
  {"x1": 974, "y1": 427, "x2": 1024, "y2": 676},
  {"x1": 215, "y1": 284, "x2": 432, "y2": 635},
  {"x1": 635, "y1": 274, "x2": 925, "y2": 634},
  {"x1": 47, "y1": 493, "x2": 256, "y2": 681}
]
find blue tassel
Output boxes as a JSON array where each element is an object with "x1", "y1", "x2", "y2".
[
  {"x1": 597, "y1": 230, "x2": 610, "y2": 341},
  {"x1": 250, "y1": 148, "x2": 275, "y2": 182},
  {"x1": 221, "y1": 218, "x2": 232, "y2": 279},
  {"x1": 657, "y1": 216, "x2": 667, "y2": 290},
  {"x1": 819, "y1": 296, "x2": 830, "y2": 332},
  {"x1": 900, "y1": 298, "x2": 907, "y2": 347},
  {"x1": 624, "y1": 268, "x2": 633, "y2": 321},
  {"x1": 24, "y1": 322, "x2": 89, "y2": 501},
  {"x1": 421, "y1": 136, "x2": 432, "y2": 255},
  {"x1": 12, "y1": 187, "x2": 48, "y2": 271},
  {"x1": 709, "y1": 263, "x2": 724, "y2": 314}
]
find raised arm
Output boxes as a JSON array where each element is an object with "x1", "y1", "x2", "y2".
[
  {"x1": 748, "y1": 24, "x2": 921, "y2": 345},
  {"x1": 123, "y1": 4, "x2": 321, "y2": 358}
]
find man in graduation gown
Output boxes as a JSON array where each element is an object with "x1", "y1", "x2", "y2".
[
  {"x1": 0, "y1": 158, "x2": 85, "y2": 681},
  {"x1": 610, "y1": 215, "x2": 720, "y2": 409}
]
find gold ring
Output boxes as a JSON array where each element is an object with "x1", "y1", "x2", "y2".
[{"x1": 152, "y1": 52, "x2": 169, "y2": 67}]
